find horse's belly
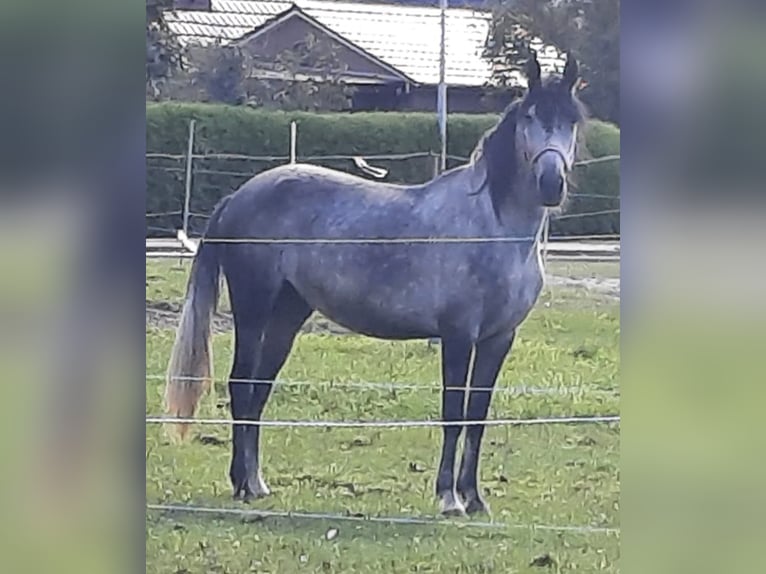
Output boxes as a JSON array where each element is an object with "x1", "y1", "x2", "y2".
[
  {"x1": 316, "y1": 301, "x2": 436, "y2": 339},
  {"x1": 307, "y1": 294, "x2": 437, "y2": 339},
  {"x1": 289, "y1": 268, "x2": 439, "y2": 340}
]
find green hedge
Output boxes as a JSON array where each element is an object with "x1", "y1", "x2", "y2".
[{"x1": 147, "y1": 103, "x2": 619, "y2": 237}]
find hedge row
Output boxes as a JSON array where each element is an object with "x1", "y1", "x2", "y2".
[{"x1": 147, "y1": 103, "x2": 619, "y2": 237}]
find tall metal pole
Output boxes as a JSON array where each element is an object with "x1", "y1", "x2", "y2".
[
  {"x1": 289, "y1": 121, "x2": 297, "y2": 164},
  {"x1": 183, "y1": 119, "x2": 196, "y2": 238},
  {"x1": 437, "y1": 0, "x2": 448, "y2": 172}
]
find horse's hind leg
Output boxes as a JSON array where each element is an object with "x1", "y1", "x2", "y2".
[
  {"x1": 457, "y1": 329, "x2": 516, "y2": 515},
  {"x1": 226, "y1": 268, "x2": 282, "y2": 501},
  {"x1": 435, "y1": 334, "x2": 473, "y2": 516},
  {"x1": 239, "y1": 282, "x2": 312, "y2": 500}
]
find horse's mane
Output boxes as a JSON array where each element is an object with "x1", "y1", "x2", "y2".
[{"x1": 468, "y1": 100, "x2": 522, "y2": 219}]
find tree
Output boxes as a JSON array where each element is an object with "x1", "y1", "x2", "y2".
[
  {"x1": 576, "y1": 0, "x2": 619, "y2": 124},
  {"x1": 484, "y1": 0, "x2": 619, "y2": 124},
  {"x1": 147, "y1": 2, "x2": 353, "y2": 111},
  {"x1": 146, "y1": 0, "x2": 184, "y2": 99},
  {"x1": 193, "y1": 43, "x2": 247, "y2": 105},
  {"x1": 245, "y1": 33, "x2": 355, "y2": 112}
]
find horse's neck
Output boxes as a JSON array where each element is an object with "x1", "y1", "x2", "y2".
[
  {"x1": 468, "y1": 161, "x2": 547, "y2": 242},
  {"x1": 497, "y1": 201, "x2": 547, "y2": 242}
]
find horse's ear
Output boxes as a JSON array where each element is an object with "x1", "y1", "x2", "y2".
[
  {"x1": 526, "y1": 49, "x2": 542, "y2": 92},
  {"x1": 563, "y1": 52, "x2": 580, "y2": 93}
]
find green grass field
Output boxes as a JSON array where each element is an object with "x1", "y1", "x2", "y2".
[{"x1": 146, "y1": 259, "x2": 620, "y2": 573}]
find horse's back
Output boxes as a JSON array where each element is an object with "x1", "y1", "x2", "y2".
[
  {"x1": 235, "y1": 163, "x2": 409, "y2": 205},
  {"x1": 216, "y1": 163, "x2": 425, "y2": 240}
]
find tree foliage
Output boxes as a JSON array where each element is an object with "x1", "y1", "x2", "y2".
[
  {"x1": 245, "y1": 33, "x2": 355, "y2": 111},
  {"x1": 192, "y1": 43, "x2": 247, "y2": 105},
  {"x1": 485, "y1": 0, "x2": 619, "y2": 123},
  {"x1": 146, "y1": 0, "x2": 184, "y2": 98},
  {"x1": 151, "y1": 22, "x2": 354, "y2": 111}
]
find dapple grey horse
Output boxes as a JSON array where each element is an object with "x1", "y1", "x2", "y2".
[{"x1": 165, "y1": 52, "x2": 585, "y2": 516}]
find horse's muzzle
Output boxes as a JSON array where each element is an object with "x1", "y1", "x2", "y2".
[{"x1": 538, "y1": 168, "x2": 565, "y2": 206}]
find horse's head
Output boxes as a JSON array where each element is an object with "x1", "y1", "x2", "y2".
[
  {"x1": 476, "y1": 51, "x2": 585, "y2": 214},
  {"x1": 518, "y1": 51, "x2": 584, "y2": 207}
]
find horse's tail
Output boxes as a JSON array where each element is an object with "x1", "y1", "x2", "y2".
[{"x1": 164, "y1": 197, "x2": 230, "y2": 441}]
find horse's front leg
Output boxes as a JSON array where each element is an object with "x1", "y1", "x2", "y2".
[
  {"x1": 435, "y1": 334, "x2": 473, "y2": 516},
  {"x1": 457, "y1": 329, "x2": 516, "y2": 514}
]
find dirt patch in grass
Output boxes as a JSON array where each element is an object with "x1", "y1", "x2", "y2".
[{"x1": 547, "y1": 275, "x2": 620, "y2": 299}]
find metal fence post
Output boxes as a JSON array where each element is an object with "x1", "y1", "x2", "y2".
[
  {"x1": 542, "y1": 212, "x2": 551, "y2": 303},
  {"x1": 183, "y1": 119, "x2": 196, "y2": 238},
  {"x1": 437, "y1": 0, "x2": 448, "y2": 173},
  {"x1": 290, "y1": 121, "x2": 297, "y2": 164}
]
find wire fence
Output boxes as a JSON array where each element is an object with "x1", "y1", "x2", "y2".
[
  {"x1": 146, "y1": 136, "x2": 620, "y2": 239},
  {"x1": 146, "y1": 140, "x2": 620, "y2": 540}
]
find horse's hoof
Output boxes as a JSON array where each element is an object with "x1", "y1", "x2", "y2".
[
  {"x1": 251, "y1": 474, "x2": 271, "y2": 498},
  {"x1": 233, "y1": 488, "x2": 269, "y2": 504},
  {"x1": 241, "y1": 491, "x2": 264, "y2": 504},
  {"x1": 441, "y1": 504, "x2": 467, "y2": 518},
  {"x1": 438, "y1": 492, "x2": 467, "y2": 517},
  {"x1": 232, "y1": 472, "x2": 270, "y2": 502},
  {"x1": 463, "y1": 497, "x2": 491, "y2": 516},
  {"x1": 232, "y1": 486, "x2": 246, "y2": 501}
]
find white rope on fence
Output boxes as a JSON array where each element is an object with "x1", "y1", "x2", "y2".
[
  {"x1": 145, "y1": 414, "x2": 620, "y2": 429},
  {"x1": 573, "y1": 155, "x2": 621, "y2": 167},
  {"x1": 147, "y1": 374, "x2": 620, "y2": 397},
  {"x1": 146, "y1": 503, "x2": 619, "y2": 535},
  {"x1": 176, "y1": 230, "x2": 198, "y2": 255}
]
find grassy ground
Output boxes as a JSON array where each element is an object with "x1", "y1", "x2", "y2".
[{"x1": 146, "y1": 259, "x2": 620, "y2": 573}]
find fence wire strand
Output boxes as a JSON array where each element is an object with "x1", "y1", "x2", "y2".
[
  {"x1": 147, "y1": 152, "x2": 618, "y2": 166},
  {"x1": 146, "y1": 207, "x2": 619, "y2": 245},
  {"x1": 146, "y1": 414, "x2": 620, "y2": 429},
  {"x1": 146, "y1": 503, "x2": 619, "y2": 535},
  {"x1": 149, "y1": 374, "x2": 618, "y2": 397}
]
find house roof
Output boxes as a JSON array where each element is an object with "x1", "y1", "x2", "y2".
[
  {"x1": 234, "y1": 4, "x2": 415, "y2": 83},
  {"x1": 164, "y1": 0, "x2": 565, "y2": 87}
]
